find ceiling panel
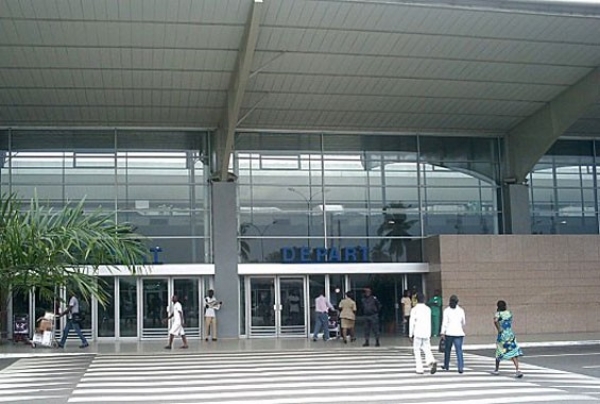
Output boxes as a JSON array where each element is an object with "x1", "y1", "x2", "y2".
[
  {"x1": 251, "y1": 52, "x2": 589, "y2": 85},
  {"x1": 257, "y1": 27, "x2": 600, "y2": 67},
  {"x1": 1, "y1": 0, "x2": 599, "y2": 133},
  {"x1": 248, "y1": 73, "x2": 565, "y2": 101},
  {"x1": 262, "y1": 1, "x2": 600, "y2": 45},
  {"x1": 239, "y1": 109, "x2": 519, "y2": 132}
]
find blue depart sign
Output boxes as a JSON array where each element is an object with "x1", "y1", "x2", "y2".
[{"x1": 281, "y1": 246, "x2": 369, "y2": 263}]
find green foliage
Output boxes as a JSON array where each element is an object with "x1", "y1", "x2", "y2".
[
  {"x1": 373, "y1": 201, "x2": 417, "y2": 262},
  {"x1": 0, "y1": 193, "x2": 149, "y2": 313}
]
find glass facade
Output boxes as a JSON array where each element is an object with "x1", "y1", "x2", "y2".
[
  {"x1": 235, "y1": 133, "x2": 502, "y2": 263},
  {"x1": 0, "y1": 129, "x2": 210, "y2": 263},
  {"x1": 529, "y1": 140, "x2": 599, "y2": 234}
]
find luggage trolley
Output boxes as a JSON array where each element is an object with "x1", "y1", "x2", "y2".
[
  {"x1": 31, "y1": 312, "x2": 59, "y2": 349},
  {"x1": 328, "y1": 310, "x2": 341, "y2": 340}
]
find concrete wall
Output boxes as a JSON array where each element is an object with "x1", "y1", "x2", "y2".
[{"x1": 424, "y1": 235, "x2": 600, "y2": 336}]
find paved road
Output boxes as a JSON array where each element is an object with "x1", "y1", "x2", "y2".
[
  {"x1": 0, "y1": 358, "x2": 16, "y2": 372},
  {"x1": 470, "y1": 344, "x2": 600, "y2": 399},
  {"x1": 1, "y1": 348, "x2": 599, "y2": 403}
]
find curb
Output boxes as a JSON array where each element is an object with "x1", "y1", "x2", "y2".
[
  {"x1": 1, "y1": 339, "x2": 599, "y2": 359},
  {"x1": 0, "y1": 352, "x2": 93, "y2": 359}
]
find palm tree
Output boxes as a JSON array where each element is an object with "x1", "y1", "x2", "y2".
[
  {"x1": 0, "y1": 193, "x2": 149, "y2": 341},
  {"x1": 373, "y1": 201, "x2": 417, "y2": 262}
]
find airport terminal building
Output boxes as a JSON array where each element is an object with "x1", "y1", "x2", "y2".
[{"x1": 2, "y1": 0, "x2": 600, "y2": 340}]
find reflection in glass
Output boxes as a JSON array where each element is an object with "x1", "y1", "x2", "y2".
[
  {"x1": 174, "y1": 279, "x2": 200, "y2": 337},
  {"x1": 119, "y1": 278, "x2": 138, "y2": 337},
  {"x1": 280, "y1": 278, "x2": 305, "y2": 335},
  {"x1": 143, "y1": 279, "x2": 169, "y2": 338},
  {"x1": 98, "y1": 277, "x2": 115, "y2": 337},
  {"x1": 329, "y1": 275, "x2": 345, "y2": 307},
  {"x1": 250, "y1": 278, "x2": 275, "y2": 336}
]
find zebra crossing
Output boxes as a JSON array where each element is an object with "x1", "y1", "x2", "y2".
[
  {"x1": 66, "y1": 349, "x2": 598, "y2": 404},
  {"x1": 1, "y1": 349, "x2": 599, "y2": 403},
  {"x1": 467, "y1": 353, "x2": 600, "y2": 399},
  {"x1": 0, "y1": 355, "x2": 92, "y2": 403}
]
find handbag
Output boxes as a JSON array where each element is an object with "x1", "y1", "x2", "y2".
[{"x1": 438, "y1": 337, "x2": 446, "y2": 353}]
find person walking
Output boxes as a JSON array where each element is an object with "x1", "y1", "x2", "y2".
[
  {"x1": 338, "y1": 291, "x2": 357, "y2": 343},
  {"x1": 165, "y1": 294, "x2": 188, "y2": 349},
  {"x1": 361, "y1": 287, "x2": 382, "y2": 347},
  {"x1": 312, "y1": 290, "x2": 334, "y2": 341},
  {"x1": 58, "y1": 292, "x2": 89, "y2": 349},
  {"x1": 440, "y1": 295, "x2": 466, "y2": 373},
  {"x1": 427, "y1": 289, "x2": 443, "y2": 337},
  {"x1": 204, "y1": 289, "x2": 222, "y2": 341},
  {"x1": 493, "y1": 300, "x2": 523, "y2": 378},
  {"x1": 401, "y1": 290, "x2": 412, "y2": 337},
  {"x1": 409, "y1": 292, "x2": 437, "y2": 375}
]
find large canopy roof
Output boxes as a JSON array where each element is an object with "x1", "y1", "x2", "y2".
[{"x1": 0, "y1": 0, "x2": 599, "y2": 137}]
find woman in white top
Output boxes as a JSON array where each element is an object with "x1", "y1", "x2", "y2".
[{"x1": 440, "y1": 295, "x2": 466, "y2": 373}]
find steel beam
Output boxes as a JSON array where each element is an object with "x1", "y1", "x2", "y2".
[
  {"x1": 505, "y1": 67, "x2": 600, "y2": 183},
  {"x1": 215, "y1": 0, "x2": 263, "y2": 181}
]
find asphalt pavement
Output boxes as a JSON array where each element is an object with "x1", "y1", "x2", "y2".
[
  {"x1": 471, "y1": 345, "x2": 600, "y2": 378},
  {"x1": 0, "y1": 358, "x2": 16, "y2": 371}
]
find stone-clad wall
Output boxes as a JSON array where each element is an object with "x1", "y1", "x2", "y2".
[{"x1": 423, "y1": 235, "x2": 600, "y2": 336}]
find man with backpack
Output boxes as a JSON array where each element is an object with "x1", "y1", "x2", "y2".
[{"x1": 361, "y1": 287, "x2": 382, "y2": 347}]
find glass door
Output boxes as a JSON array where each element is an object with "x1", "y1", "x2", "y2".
[
  {"x1": 173, "y1": 278, "x2": 200, "y2": 338},
  {"x1": 279, "y1": 277, "x2": 306, "y2": 336},
  {"x1": 119, "y1": 278, "x2": 138, "y2": 337},
  {"x1": 142, "y1": 278, "x2": 169, "y2": 338},
  {"x1": 249, "y1": 277, "x2": 276, "y2": 336},
  {"x1": 248, "y1": 276, "x2": 307, "y2": 337}
]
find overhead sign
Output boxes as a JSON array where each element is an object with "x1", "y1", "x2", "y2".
[{"x1": 281, "y1": 246, "x2": 369, "y2": 263}]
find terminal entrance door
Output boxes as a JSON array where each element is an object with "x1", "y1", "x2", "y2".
[
  {"x1": 141, "y1": 277, "x2": 202, "y2": 339},
  {"x1": 248, "y1": 276, "x2": 307, "y2": 337}
]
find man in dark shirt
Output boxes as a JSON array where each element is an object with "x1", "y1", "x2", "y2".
[{"x1": 361, "y1": 287, "x2": 382, "y2": 347}]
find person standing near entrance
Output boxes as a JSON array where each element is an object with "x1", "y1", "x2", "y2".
[
  {"x1": 338, "y1": 291, "x2": 357, "y2": 343},
  {"x1": 361, "y1": 287, "x2": 382, "y2": 347},
  {"x1": 165, "y1": 294, "x2": 188, "y2": 349},
  {"x1": 427, "y1": 289, "x2": 443, "y2": 337},
  {"x1": 204, "y1": 289, "x2": 222, "y2": 341},
  {"x1": 312, "y1": 290, "x2": 334, "y2": 342},
  {"x1": 409, "y1": 292, "x2": 437, "y2": 374},
  {"x1": 401, "y1": 290, "x2": 412, "y2": 337},
  {"x1": 58, "y1": 292, "x2": 89, "y2": 349}
]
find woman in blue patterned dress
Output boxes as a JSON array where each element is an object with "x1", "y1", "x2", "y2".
[{"x1": 493, "y1": 300, "x2": 523, "y2": 378}]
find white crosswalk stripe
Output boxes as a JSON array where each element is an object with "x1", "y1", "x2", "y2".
[
  {"x1": 0, "y1": 355, "x2": 92, "y2": 403},
  {"x1": 67, "y1": 349, "x2": 599, "y2": 404},
  {"x1": 466, "y1": 353, "x2": 600, "y2": 397}
]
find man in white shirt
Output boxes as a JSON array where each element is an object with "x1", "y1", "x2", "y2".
[
  {"x1": 409, "y1": 292, "x2": 437, "y2": 374},
  {"x1": 165, "y1": 294, "x2": 188, "y2": 349},
  {"x1": 312, "y1": 291, "x2": 334, "y2": 342},
  {"x1": 58, "y1": 293, "x2": 89, "y2": 349},
  {"x1": 204, "y1": 289, "x2": 222, "y2": 341}
]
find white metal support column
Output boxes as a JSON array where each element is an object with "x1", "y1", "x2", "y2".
[{"x1": 215, "y1": 0, "x2": 263, "y2": 181}]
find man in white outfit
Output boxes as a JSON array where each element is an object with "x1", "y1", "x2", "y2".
[
  {"x1": 165, "y1": 295, "x2": 188, "y2": 349},
  {"x1": 409, "y1": 292, "x2": 437, "y2": 374}
]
